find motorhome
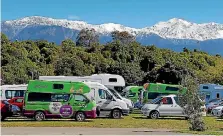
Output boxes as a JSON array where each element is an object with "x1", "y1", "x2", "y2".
[
  {"x1": 39, "y1": 74, "x2": 126, "y2": 92},
  {"x1": 39, "y1": 75, "x2": 134, "y2": 113},
  {"x1": 23, "y1": 80, "x2": 96, "y2": 121},
  {"x1": 0, "y1": 84, "x2": 27, "y2": 100},
  {"x1": 122, "y1": 83, "x2": 186, "y2": 109},
  {"x1": 199, "y1": 84, "x2": 223, "y2": 104}
]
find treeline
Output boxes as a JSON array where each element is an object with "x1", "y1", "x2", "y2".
[{"x1": 1, "y1": 29, "x2": 223, "y2": 86}]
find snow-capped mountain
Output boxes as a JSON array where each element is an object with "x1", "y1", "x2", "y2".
[{"x1": 1, "y1": 16, "x2": 223, "y2": 55}]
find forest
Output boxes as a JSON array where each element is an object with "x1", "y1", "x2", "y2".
[{"x1": 1, "y1": 28, "x2": 223, "y2": 86}]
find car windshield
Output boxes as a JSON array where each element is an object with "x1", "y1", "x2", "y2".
[
  {"x1": 150, "y1": 97, "x2": 162, "y2": 104},
  {"x1": 108, "y1": 88, "x2": 122, "y2": 99}
]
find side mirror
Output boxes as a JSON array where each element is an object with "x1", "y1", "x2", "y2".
[{"x1": 85, "y1": 99, "x2": 90, "y2": 104}]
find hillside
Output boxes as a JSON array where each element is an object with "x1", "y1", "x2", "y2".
[{"x1": 1, "y1": 33, "x2": 223, "y2": 85}]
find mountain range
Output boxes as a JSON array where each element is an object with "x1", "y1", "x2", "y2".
[{"x1": 1, "y1": 16, "x2": 223, "y2": 55}]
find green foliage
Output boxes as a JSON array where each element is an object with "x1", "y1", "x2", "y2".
[
  {"x1": 76, "y1": 28, "x2": 99, "y2": 47},
  {"x1": 1, "y1": 32, "x2": 223, "y2": 85},
  {"x1": 178, "y1": 75, "x2": 206, "y2": 131}
]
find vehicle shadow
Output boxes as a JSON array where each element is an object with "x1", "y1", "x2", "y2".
[
  {"x1": 132, "y1": 116, "x2": 186, "y2": 120},
  {"x1": 3, "y1": 119, "x2": 94, "y2": 122}
]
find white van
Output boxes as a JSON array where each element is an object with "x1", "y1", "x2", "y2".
[
  {"x1": 0, "y1": 84, "x2": 27, "y2": 100},
  {"x1": 39, "y1": 75, "x2": 134, "y2": 113},
  {"x1": 83, "y1": 81, "x2": 129, "y2": 118}
]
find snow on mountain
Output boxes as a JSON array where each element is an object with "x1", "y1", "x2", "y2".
[{"x1": 3, "y1": 16, "x2": 223, "y2": 41}]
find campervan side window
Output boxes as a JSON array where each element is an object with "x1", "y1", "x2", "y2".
[
  {"x1": 165, "y1": 86, "x2": 179, "y2": 91},
  {"x1": 98, "y1": 89, "x2": 106, "y2": 99},
  {"x1": 217, "y1": 93, "x2": 220, "y2": 99},
  {"x1": 28, "y1": 93, "x2": 51, "y2": 102},
  {"x1": 51, "y1": 94, "x2": 70, "y2": 102},
  {"x1": 53, "y1": 84, "x2": 64, "y2": 90},
  {"x1": 109, "y1": 78, "x2": 117, "y2": 82},
  {"x1": 5, "y1": 90, "x2": 25, "y2": 99},
  {"x1": 74, "y1": 94, "x2": 87, "y2": 102},
  {"x1": 148, "y1": 92, "x2": 169, "y2": 99},
  {"x1": 203, "y1": 86, "x2": 209, "y2": 89}
]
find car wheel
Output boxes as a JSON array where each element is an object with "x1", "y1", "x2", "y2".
[
  {"x1": 112, "y1": 109, "x2": 121, "y2": 119},
  {"x1": 34, "y1": 111, "x2": 45, "y2": 121},
  {"x1": 75, "y1": 112, "x2": 86, "y2": 121},
  {"x1": 150, "y1": 111, "x2": 159, "y2": 119}
]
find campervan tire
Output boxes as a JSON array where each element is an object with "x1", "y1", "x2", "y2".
[
  {"x1": 150, "y1": 111, "x2": 159, "y2": 119},
  {"x1": 75, "y1": 112, "x2": 86, "y2": 122},
  {"x1": 34, "y1": 111, "x2": 45, "y2": 121},
  {"x1": 111, "y1": 109, "x2": 121, "y2": 119}
]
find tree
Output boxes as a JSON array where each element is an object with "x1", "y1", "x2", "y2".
[
  {"x1": 76, "y1": 28, "x2": 99, "y2": 47},
  {"x1": 178, "y1": 75, "x2": 206, "y2": 131},
  {"x1": 111, "y1": 31, "x2": 135, "y2": 45}
]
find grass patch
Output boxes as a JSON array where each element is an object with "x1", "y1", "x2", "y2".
[{"x1": 2, "y1": 114, "x2": 223, "y2": 135}]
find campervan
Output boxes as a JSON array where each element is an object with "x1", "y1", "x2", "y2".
[
  {"x1": 199, "y1": 84, "x2": 223, "y2": 104},
  {"x1": 39, "y1": 74, "x2": 125, "y2": 92},
  {"x1": 0, "y1": 84, "x2": 27, "y2": 100},
  {"x1": 23, "y1": 80, "x2": 96, "y2": 121},
  {"x1": 39, "y1": 74, "x2": 134, "y2": 113}
]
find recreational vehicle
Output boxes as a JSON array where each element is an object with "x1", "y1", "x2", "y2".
[
  {"x1": 199, "y1": 84, "x2": 223, "y2": 104},
  {"x1": 0, "y1": 84, "x2": 27, "y2": 100}
]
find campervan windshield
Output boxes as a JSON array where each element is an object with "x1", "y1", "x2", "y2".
[{"x1": 108, "y1": 88, "x2": 122, "y2": 99}]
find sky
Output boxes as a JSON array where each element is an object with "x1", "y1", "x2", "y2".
[{"x1": 2, "y1": 0, "x2": 223, "y2": 28}]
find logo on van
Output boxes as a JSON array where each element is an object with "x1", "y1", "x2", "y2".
[
  {"x1": 49, "y1": 102, "x2": 62, "y2": 114},
  {"x1": 70, "y1": 86, "x2": 74, "y2": 93},
  {"x1": 60, "y1": 105, "x2": 73, "y2": 118},
  {"x1": 77, "y1": 86, "x2": 83, "y2": 93}
]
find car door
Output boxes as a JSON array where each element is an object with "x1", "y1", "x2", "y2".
[
  {"x1": 171, "y1": 97, "x2": 184, "y2": 116},
  {"x1": 73, "y1": 94, "x2": 88, "y2": 110},
  {"x1": 96, "y1": 89, "x2": 113, "y2": 116},
  {"x1": 158, "y1": 97, "x2": 172, "y2": 116},
  {"x1": 14, "y1": 98, "x2": 24, "y2": 110}
]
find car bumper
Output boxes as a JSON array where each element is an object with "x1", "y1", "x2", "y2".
[
  {"x1": 122, "y1": 109, "x2": 130, "y2": 115},
  {"x1": 141, "y1": 110, "x2": 150, "y2": 116},
  {"x1": 212, "y1": 110, "x2": 222, "y2": 117}
]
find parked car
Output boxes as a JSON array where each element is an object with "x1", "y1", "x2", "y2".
[
  {"x1": 8, "y1": 97, "x2": 24, "y2": 111},
  {"x1": 206, "y1": 99, "x2": 223, "y2": 113},
  {"x1": 141, "y1": 94, "x2": 206, "y2": 119},
  {"x1": 1, "y1": 100, "x2": 20, "y2": 121},
  {"x1": 211, "y1": 105, "x2": 223, "y2": 118}
]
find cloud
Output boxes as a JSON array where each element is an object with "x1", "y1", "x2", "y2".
[{"x1": 67, "y1": 15, "x2": 80, "y2": 20}]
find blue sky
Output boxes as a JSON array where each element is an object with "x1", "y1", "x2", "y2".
[{"x1": 2, "y1": 0, "x2": 223, "y2": 28}]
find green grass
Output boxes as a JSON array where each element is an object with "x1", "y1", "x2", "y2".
[{"x1": 2, "y1": 114, "x2": 223, "y2": 135}]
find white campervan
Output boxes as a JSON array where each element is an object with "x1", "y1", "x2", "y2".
[
  {"x1": 39, "y1": 74, "x2": 134, "y2": 113},
  {"x1": 83, "y1": 81, "x2": 129, "y2": 118},
  {"x1": 0, "y1": 84, "x2": 27, "y2": 100}
]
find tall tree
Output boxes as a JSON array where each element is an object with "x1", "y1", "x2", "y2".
[
  {"x1": 76, "y1": 28, "x2": 99, "y2": 47},
  {"x1": 111, "y1": 31, "x2": 136, "y2": 45}
]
